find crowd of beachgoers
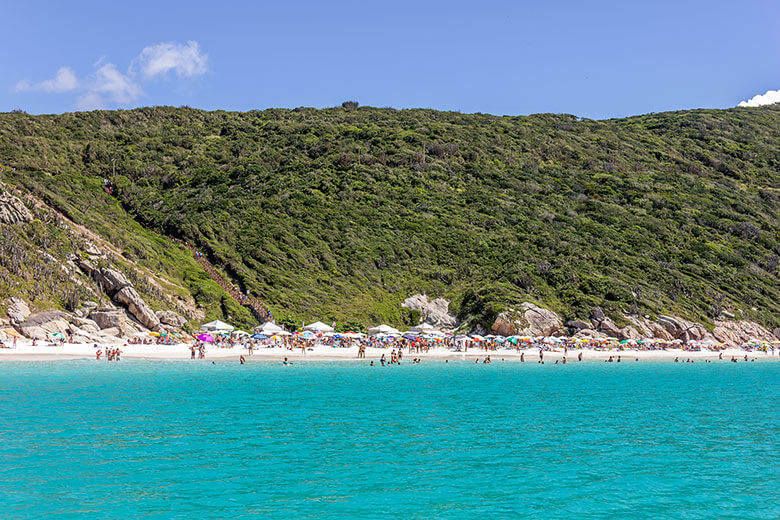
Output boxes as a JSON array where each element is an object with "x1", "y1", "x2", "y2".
[
  {"x1": 190, "y1": 319, "x2": 779, "y2": 355},
  {"x1": 1, "y1": 318, "x2": 778, "y2": 362}
]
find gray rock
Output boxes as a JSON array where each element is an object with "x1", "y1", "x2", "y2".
[
  {"x1": 774, "y1": 328, "x2": 780, "y2": 340},
  {"x1": 89, "y1": 308, "x2": 126, "y2": 330},
  {"x1": 16, "y1": 311, "x2": 71, "y2": 340},
  {"x1": 565, "y1": 320, "x2": 590, "y2": 331},
  {"x1": 156, "y1": 310, "x2": 187, "y2": 329},
  {"x1": 589, "y1": 306, "x2": 605, "y2": 324},
  {"x1": 402, "y1": 294, "x2": 458, "y2": 329},
  {"x1": 72, "y1": 317, "x2": 101, "y2": 333},
  {"x1": 492, "y1": 302, "x2": 563, "y2": 337},
  {"x1": 4, "y1": 297, "x2": 31, "y2": 322},
  {"x1": 114, "y1": 286, "x2": 160, "y2": 331},
  {"x1": 0, "y1": 190, "x2": 34, "y2": 225}
]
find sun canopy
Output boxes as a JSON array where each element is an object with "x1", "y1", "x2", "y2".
[
  {"x1": 202, "y1": 320, "x2": 234, "y2": 332},
  {"x1": 368, "y1": 324, "x2": 401, "y2": 335},
  {"x1": 256, "y1": 322, "x2": 284, "y2": 334},
  {"x1": 410, "y1": 323, "x2": 436, "y2": 332},
  {"x1": 303, "y1": 321, "x2": 334, "y2": 332}
]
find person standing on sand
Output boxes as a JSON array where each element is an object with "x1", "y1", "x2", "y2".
[
  {"x1": 578, "y1": 351, "x2": 583, "y2": 362},
  {"x1": 539, "y1": 349, "x2": 544, "y2": 362},
  {"x1": 240, "y1": 355, "x2": 245, "y2": 365},
  {"x1": 190, "y1": 345, "x2": 196, "y2": 359},
  {"x1": 521, "y1": 352, "x2": 525, "y2": 362}
]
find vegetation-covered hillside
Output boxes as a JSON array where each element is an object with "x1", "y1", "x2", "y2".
[{"x1": 1, "y1": 105, "x2": 778, "y2": 330}]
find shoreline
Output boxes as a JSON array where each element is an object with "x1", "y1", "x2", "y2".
[{"x1": 0, "y1": 343, "x2": 777, "y2": 363}]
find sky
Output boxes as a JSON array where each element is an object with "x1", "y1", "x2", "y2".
[{"x1": 2, "y1": 0, "x2": 780, "y2": 119}]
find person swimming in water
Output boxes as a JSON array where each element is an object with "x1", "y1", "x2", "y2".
[{"x1": 283, "y1": 357, "x2": 291, "y2": 366}]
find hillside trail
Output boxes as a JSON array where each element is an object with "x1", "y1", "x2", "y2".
[
  {"x1": 170, "y1": 238, "x2": 269, "y2": 324},
  {"x1": 96, "y1": 183, "x2": 269, "y2": 324}
]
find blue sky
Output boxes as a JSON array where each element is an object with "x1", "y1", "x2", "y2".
[{"x1": 3, "y1": 0, "x2": 780, "y2": 118}]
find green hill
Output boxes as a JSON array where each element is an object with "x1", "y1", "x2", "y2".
[{"x1": 1, "y1": 105, "x2": 778, "y2": 330}]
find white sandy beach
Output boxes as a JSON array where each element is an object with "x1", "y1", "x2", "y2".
[{"x1": 0, "y1": 341, "x2": 777, "y2": 363}]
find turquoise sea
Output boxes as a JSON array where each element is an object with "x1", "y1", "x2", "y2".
[{"x1": 0, "y1": 360, "x2": 777, "y2": 519}]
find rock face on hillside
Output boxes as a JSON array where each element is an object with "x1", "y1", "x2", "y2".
[
  {"x1": 4, "y1": 297, "x2": 31, "y2": 323},
  {"x1": 156, "y1": 310, "x2": 187, "y2": 328},
  {"x1": 15, "y1": 311, "x2": 71, "y2": 340},
  {"x1": 402, "y1": 294, "x2": 458, "y2": 328},
  {"x1": 0, "y1": 190, "x2": 33, "y2": 225},
  {"x1": 489, "y1": 303, "x2": 775, "y2": 346},
  {"x1": 491, "y1": 303, "x2": 563, "y2": 337},
  {"x1": 76, "y1": 260, "x2": 161, "y2": 331}
]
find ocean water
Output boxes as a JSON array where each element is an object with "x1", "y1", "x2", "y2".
[{"x1": 0, "y1": 360, "x2": 777, "y2": 519}]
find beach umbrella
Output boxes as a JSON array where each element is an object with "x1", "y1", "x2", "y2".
[
  {"x1": 1, "y1": 328, "x2": 21, "y2": 338},
  {"x1": 471, "y1": 335, "x2": 485, "y2": 342},
  {"x1": 52, "y1": 332, "x2": 65, "y2": 339},
  {"x1": 250, "y1": 333, "x2": 267, "y2": 340},
  {"x1": 197, "y1": 333, "x2": 215, "y2": 343}
]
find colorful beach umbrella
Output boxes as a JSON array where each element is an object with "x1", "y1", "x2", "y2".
[
  {"x1": 197, "y1": 333, "x2": 215, "y2": 343},
  {"x1": 1, "y1": 328, "x2": 21, "y2": 338}
]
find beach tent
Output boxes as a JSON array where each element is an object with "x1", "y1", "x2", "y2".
[
  {"x1": 368, "y1": 324, "x2": 401, "y2": 335},
  {"x1": 202, "y1": 320, "x2": 234, "y2": 332},
  {"x1": 303, "y1": 321, "x2": 334, "y2": 333},
  {"x1": 410, "y1": 323, "x2": 436, "y2": 333},
  {"x1": 256, "y1": 322, "x2": 284, "y2": 335}
]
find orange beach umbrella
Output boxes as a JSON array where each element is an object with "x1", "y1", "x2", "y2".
[{"x1": 1, "y1": 328, "x2": 21, "y2": 338}]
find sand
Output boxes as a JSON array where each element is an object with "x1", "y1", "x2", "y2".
[{"x1": 0, "y1": 341, "x2": 776, "y2": 363}]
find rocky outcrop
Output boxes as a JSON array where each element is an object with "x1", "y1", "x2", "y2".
[
  {"x1": 565, "y1": 320, "x2": 590, "y2": 331},
  {"x1": 0, "y1": 190, "x2": 34, "y2": 225},
  {"x1": 89, "y1": 308, "x2": 126, "y2": 330},
  {"x1": 491, "y1": 302, "x2": 563, "y2": 336},
  {"x1": 76, "y1": 260, "x2": 162, "y2": 331},
  {"x1": 156, "y1": 310, "x2": 187, "y2": 329},
  {"x1": 4, "y1": 297, "x2": 31, "y2": 323},
  {"x1": 113, "y1": 286, "x2": 160, "y2": 330},
  {"x1": 711, "y1": 320, "x2": 775, "y2": 345},
  {"x1": 15, "y1": 311, "x2": 71, "y2": 340},
  {"x1": 402, "y1": 294, "x2": 458, "y2": 329}
]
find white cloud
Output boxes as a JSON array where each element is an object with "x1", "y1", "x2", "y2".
[
  {"x1": 15, "y1": 67, "x2": 78, "y2": 93},
  {"x1": 738, "y1": 89, "x2": 780, "y2": 107},
  {"x1": 13, "y1": 40, "x2": 207, "y2": 110},
  {"x1": 136, "y1": 40, "x2": 208, "y2": 78},
  {"x1": 92, "y1": 62, "x2": 141, "y2": 104}
]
